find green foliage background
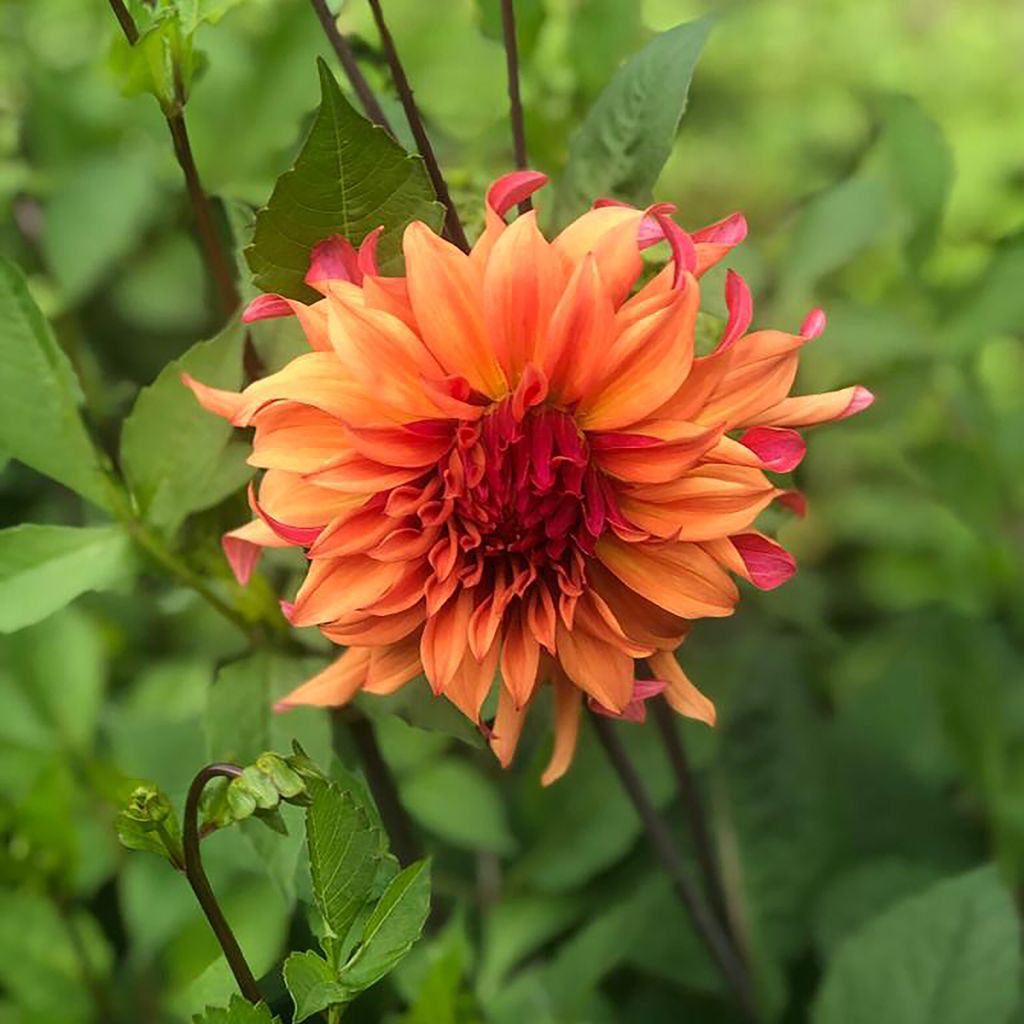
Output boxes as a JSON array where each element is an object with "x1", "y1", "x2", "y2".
[{"x1": 1, "y1": 0, "x2": 1023, "y2": 1021}]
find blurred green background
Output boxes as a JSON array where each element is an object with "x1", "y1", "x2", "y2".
[{"x1": 1, "y1": 0, "x2": 1023, "y2": 1021}]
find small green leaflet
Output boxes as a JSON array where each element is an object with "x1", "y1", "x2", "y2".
[
  {"x1": 0, "y1": 525, "x2": 134, "y2": 634},
  {"x1": 246, "y1": 59, "x2": 444, "y2": 302},
  {"x1": 283, "y1": 951, "x2": 352, "y2": 1023},
  {"x1": 551, "y1": 18, "x2": 712, "y2": 226},
  {"x1": 0, "y1": 258, "x2": 112, "y2": 510},
  {"x1": 192, "y1": 994, "x2": 279, "y2": 1023},
  {"x1": 813, "y1": 867, "x2": 1020, "y2": 1024},
  {"x1": 340, "y1": 859, "x2": 431, "y2": 991},
  {"x1": 120, "y1": 320, "x2": 247, "y2": 534}
]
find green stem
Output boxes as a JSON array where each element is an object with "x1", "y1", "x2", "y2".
[{"x1": 183, "y1": 763, "x2": 262, "y2": 1003}]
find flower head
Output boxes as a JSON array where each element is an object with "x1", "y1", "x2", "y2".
[{"x1": 186, "y1": 172, "x2": 871, "y2": 784}]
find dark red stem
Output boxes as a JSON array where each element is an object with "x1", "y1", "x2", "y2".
[{"x1": 499, "y1": 0, "x2": 531, "y2": 213}]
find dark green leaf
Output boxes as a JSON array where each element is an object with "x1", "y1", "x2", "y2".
[
  {"x1": 120, "y1": 320, "x2": 247, "y2": 534},
  {"x1": 306, "y1": 779, "x2": 388, "y2": 943},
  {"x1": 246, "y1": 59, "x2": 444, "y2": 301},
  {"x1": 0, "y1": 259, "x2": 112, "y2": 509},
  {"x1": 813, "y1": 867, "x2": 1020, "y2": 1024},
  {"x1": 0, "y1": 525, "x2": 133, "y2": 633},
  {"x1": 551, "y1": 18, "x2": 712, "y2": 225},
  {"x1": 341, "y1": 859, "x2": 431, "y2": 991}
]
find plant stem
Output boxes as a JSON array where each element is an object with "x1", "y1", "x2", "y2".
[
  {"x1": 107, "y1": 0, "x2": 262, "y2": 378},
  {"x1": 590, "y1": 712, "x2": 759, "y2": 1021},
  {"x1": 651, "y1": 697, "x2": 734, "y2": 933},
  {"x1": 499, "y1": 0, "x2": 532, "y2": 213},
  {"x1": 365, "y1": 0, "x2": 469, "y2": 251},
  {"x1": 108, "y1": 0, "x2": 138, "y2": 43},
  {"x1": 341, "y1": 711, "x2": 423, "y2": 867},
  {"x1": 165, "y1": 112, "x2": 242, "y2": 321},
  {"x1": 309, "y1": 0, "x2": 394, "y2": 134},
  {"x1": 183, "y1": 763, "x2": 262, "y2": 1003}
]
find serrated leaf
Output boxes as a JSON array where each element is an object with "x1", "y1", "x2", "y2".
[
  {"x1": 306, "y1": 779, "x2": 388, "y2": 943},
  {"x1": 192, "y1": 994, "x2": 279, "y2": 1023},
  {"x1": 341, "y1": 859, "x2": 431, "y2": 992},
  {"x1": 283, "y1": 951, "x2": 351, "y2": 1023},
  {"x1": 0, "y1": 258, "x2": 112, "y2": 509},
  {"x1": 0, "y1": 525, "x2": 133, "y2": 633},
  {"x1": 246, "y1": 59, "x2": 444, "y2": 302},
  {"x1": 120, "y1": 320, "x2": 246, "y2": 533},
  {"x1": 813, "y1": 867, "x2": 1020, "y2": 1024},
  {"x1": 550, "y1": 18, "x2": 712, "y2": 226}
]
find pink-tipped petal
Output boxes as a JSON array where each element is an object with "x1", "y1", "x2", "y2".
[
  {"x1": 737, "y1": 426, "x2": 806, "y2": 472},
  {"x1": 635, "y1": 202, "x2": 678, "y2": 249},
  {"x1": 249, "y1": 484, "x2": 324, "y2": 547},
  {"x1": 800, "y1": 307, "x2": 827, "y2": 340},
  {"x1": 839, "y1": 386, "x2": 875, "y2": 419},
  {"x1": 279, "y1": 600, "x2": 295, "y2": 622},
  {"x1": 653, "y1": 211, "x2": 697, "y2": 287},
  {"x1": 586, "y1": 677, "x2": 667, "y2": 723},
  {"x1": 358, "y1": 226, "x2": 383, "y2": 278},
  {"x1": 777, "y1": 490, "x2": 807, "y2": 517},
  {"x1": 716, "y1": 270, "x2": 753, "y2": 352},
  {"x1": 222, "y1": 533, "x2": 261, "y2": 586},
  {"x1": 733, "y1": 533, "x2": 796, "y2": 590},
  {"x1": 305, "y1": 235, "x2": 361, "y2": 291},
  {"x1": 692, "y1": 211, "x2": 748, "y2": 245},
  {"x1": 487, "y1": 171, "x2": 549, "y2": 220},
  {"x1": 242, "y1": 293, "x2": 295, "y2": 322}
]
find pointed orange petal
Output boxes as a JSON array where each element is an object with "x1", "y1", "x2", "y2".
[
  {"x1": 364, "y1": 633, "x2": 424, "y2": 694},
  {"x1": 552, "y1": 206, "x2": 644, "y2": 306},
  {"x1": 541, "y1": 674, "x2": 583, "y2": 785},
  {"x1": 500, "y1": 610, "x2": 541, "y2": 707},
  {"x1": 445, "y1": 639, "x2": 499, "y2": 723},
  {"x1": 647, "y1": 650, "x2": 715, "y2": 725},
  {"x1": 483, "y1": 211, "x2": 565, "y2": 380},
  {"x1": 403, "y1": 221, "x2": 507, "y2": 398},
  {"x1": 322, "y1": 603, "x2": 425, "y2": 646},
  {"x1": 746, "y1": 386, "x2": 874, "y2": 428},
  {"x1": 290, "y1": 556, "x2": 406, "y2": 627},
  {"x1": 490, "y1": 681, "x2": 530, "y2": 768},
  {"x1": 577, "y1": 273, "x2": 700, "y2": 431},
  {"x1": 596, "y1": 535, "x2": 738, "y2": 619},
  {"x1": 555, "y1": 621, "x2": 633, "y2": 712},
  {"x1": 274, "y1": 647, "x2": 370, "y2": 711},
  {"x1": 420, "y1": 588, "x2": 473, "y2": 693}
]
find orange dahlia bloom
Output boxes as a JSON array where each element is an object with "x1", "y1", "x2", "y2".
[{"x1": 186, "y1": 172, "x2": 871, "y2": 784}]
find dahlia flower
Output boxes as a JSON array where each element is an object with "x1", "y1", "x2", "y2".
[{"x1": 185, "y1": 171, "x2": 871, "y2": 784}]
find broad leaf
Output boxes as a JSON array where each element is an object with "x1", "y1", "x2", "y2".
[
  {"x1": 813, "y1": 867, "x2": 1020, "y2": 1024},
  {"x1": 283, "y1": 951, "x2": 350, "y2": 1023},
  {"x1": 246, "y1": 59, "x2": 444, "y2": 302},
  {"x1": 551, "y1": 18, "x2": 712, "y2": 225},
  {"x1": 0, "y1": 525, "x2": 133, "y2": 633},
  {"x1": 0, "y1": 259, "x2": 111, "y2": 509},
  {"x1": 400, "y1": 758, "x2": 515, "y2": 854},
  {"x1": 192, "y1": 995, "x2": 278, "y2": 1024},
  {"x1": 306, "y1": 779, "x2": 389, "y2": 943},
  {"x1": 341, "y1": 859, "x2": 431, "y2": 991},
  {"x1": 120, "y1": 320, "x2": 247, "y2": 533}
]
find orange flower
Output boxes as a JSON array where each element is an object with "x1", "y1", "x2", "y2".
[{"x1": 185, "y1": 172, "x2": 872, "y2": 784}]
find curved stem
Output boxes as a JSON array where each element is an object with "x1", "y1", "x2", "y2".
[
  {"x1": 183, "y1": 763, "x2": 262, "y2": 1004},
  {"x1": 309, "y1": 0, "x2": 394, "y2": 134},
  {"x1": 651, "y1": 697, "x2": 735, "y2": 933},
  {"x1": 366, "y1": 0, "x2": 469, "y2": 251},
  {"x1": 499, "y1": 0, "x2": 531, "y2": 212},
  {"x1": 590, "y1": 712, "x2": 760, "y2": 1021}
]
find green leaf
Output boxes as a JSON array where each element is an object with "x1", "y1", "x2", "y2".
[
  {"x1": 341, "y1": 859, "x2": 431, "y2": 991},
  {"x1": 550, "y1": 18, "x2": 712, "y2": 225},
  {"x1": 114, "y1": 780, "x2": 185, "y2": 867},
  {"x1": 0, "y1": 525, "x2": 133, "y2": 633},
  {"x1": 0, "y1": 258, "x2": 111, "y2": 509},
  {"x1": 246, "y1": 59, "x2": 444, "y2": 302},
  {"x1": 400, "y1": 758, "x2": 515, "y2": 854},
  {"x1": 192, "y1": 994, "x2": 279, "y2": 1024},
  {"x1": 875, "y1": 94, "x2": 952, "y2": 268},
  {"x1": 813, "y1": 867, "x2": 1020, "y2": 1024},
  {"x1": 306, "y1": 779, "x2": 389, "y2": 942},
  {"x1": 283, "y1": 950, "x2": 351, "y2": 1023},
  {"x1": 109, "y1": 12, "x2": 200, "y2": 114},
  {"x1": 120, "y1": 320, "x2": 246, "y2": 533},
  {"x1": 41, "y1": 150, "x2": 161, "y2": 304}
]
